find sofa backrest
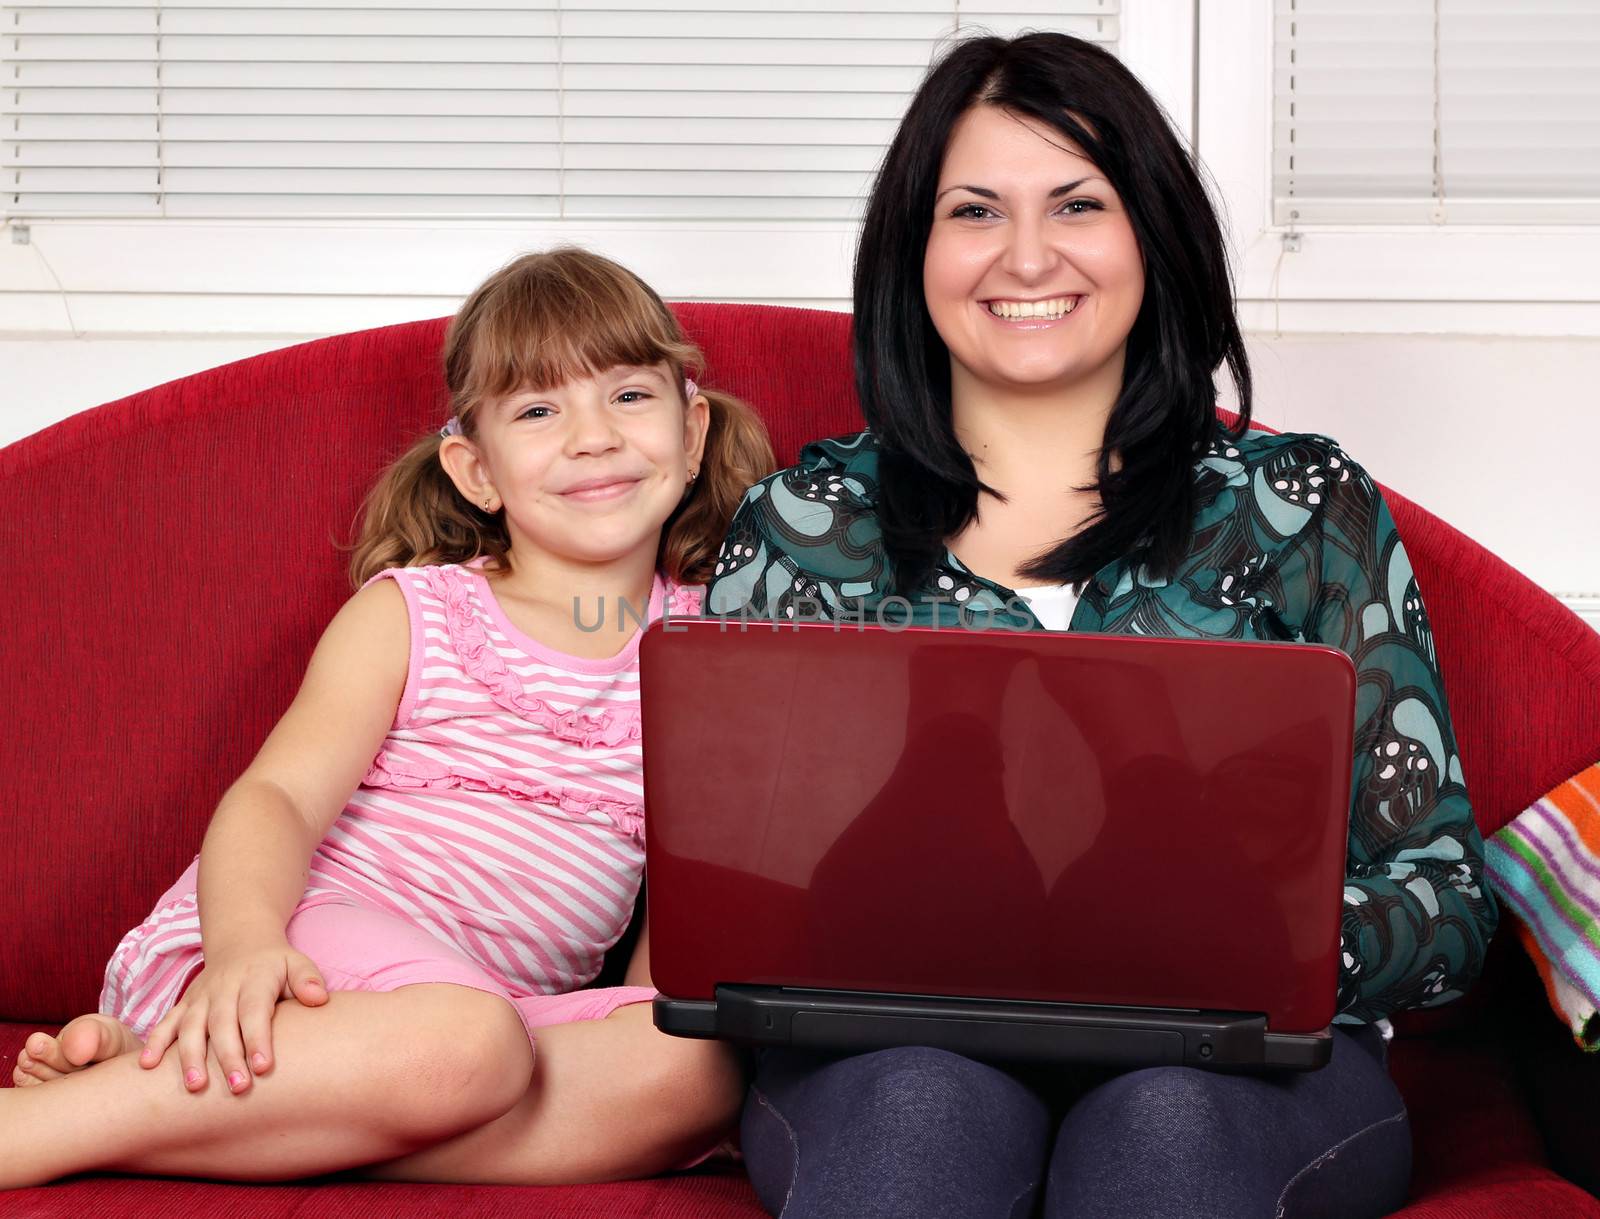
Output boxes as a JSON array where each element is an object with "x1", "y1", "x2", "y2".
[{"x1": 2, "y1": 304, "x2": 1596, "y2": 1023}]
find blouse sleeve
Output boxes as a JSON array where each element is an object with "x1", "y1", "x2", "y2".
[
  {"x1": 1305, "y1": 448, "x2": 1499, "y2": 1022},
  {"x1": 704, "y1": 465, "x2": 887, "y2": 622},
  {"x1": 704, "y1": 479, "x2": 812, "y2": 620}
]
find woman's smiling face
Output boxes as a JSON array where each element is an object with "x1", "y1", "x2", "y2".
[{"x1": 922, "y1": 104, "x2": 1145, "y2": 398}]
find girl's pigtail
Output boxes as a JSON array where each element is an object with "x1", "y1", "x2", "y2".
[
  {"x1": 661, "y1": 388, "x2": 776, "y2": 584},
  {"x1": 347, "y1": 431, "x2": 509, "y2": 588}
]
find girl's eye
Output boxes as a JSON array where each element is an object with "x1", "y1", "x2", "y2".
[
  {"x1": 517, "y1": 404, "x2": 553, "y2": 420},
  {"x1": 950, "y1": 202, "x2": 996, "y2": 220},
  {"x1": 615, "y1": 389, "x2": 654, "y2": 405}
]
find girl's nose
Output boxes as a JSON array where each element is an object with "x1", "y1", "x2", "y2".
[{"x1": 566, "y1": 403, "x2": 624, "y2": 456}]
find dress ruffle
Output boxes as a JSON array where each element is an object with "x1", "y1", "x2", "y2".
[
  {"x1": 421, "y1": 566, "x2": 644, "y2": 748},
  {"x1": 665, "y1": 582, "x2": 705, "y2": 619},
  {"x1": 364, "y1": 752, "x2": 644, "y2": 841},
  {"x1": 380, "y1": 566, "x2": 702, "y2": 844}
]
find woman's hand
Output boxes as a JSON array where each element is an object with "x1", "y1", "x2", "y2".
[{"x1": 139, "y1": 940, "x2": 328, "y2": 1094}]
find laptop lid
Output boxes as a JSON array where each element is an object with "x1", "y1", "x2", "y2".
[{"x1": 641, "y1": 620, "x2": 1355, "y2": 1067}]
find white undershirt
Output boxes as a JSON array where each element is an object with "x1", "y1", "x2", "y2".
[{"x1": 1015, "y1": 582, "x2": 1080, "y2": 632}]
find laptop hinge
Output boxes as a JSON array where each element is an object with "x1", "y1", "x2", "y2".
[{"x1": 652, "y1": 985, "x2": 1331, "y2": 1072}]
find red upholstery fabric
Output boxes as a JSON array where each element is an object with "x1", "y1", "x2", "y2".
[
  {"x1": 0, "y1": 1178, "x2": 761, "y2": 1219},
  {"x1": 1389, "y1": 1031, "x2": 1600, "y2": 1217},
  {"x1": 3, "y1": 305, "x2": 1599, "y2": 1214}
]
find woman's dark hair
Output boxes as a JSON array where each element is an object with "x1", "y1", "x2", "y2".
[{"x1": 854, "y1": 32, "x2": 1252, "y2": 590}]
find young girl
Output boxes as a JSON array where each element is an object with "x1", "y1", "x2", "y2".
[{"x1": 4, "y1": 248, "x2": 774, "y2": 1189}]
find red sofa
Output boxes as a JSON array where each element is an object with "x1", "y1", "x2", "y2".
[{"x1": 3, "y1": 304, "x2": 1599, "y2": 1217}]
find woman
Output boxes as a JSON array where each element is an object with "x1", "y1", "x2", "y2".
[{"x1": 705, "y1": 33, "x2": 1496, "y2": 1219}]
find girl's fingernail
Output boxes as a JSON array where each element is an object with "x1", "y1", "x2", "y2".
[
  {"x1": 251, "y1": 1053, "x2": 268, "y2": 1071},
  {"x1": 228, "y1": 1071, "x2": 247, "y2": 1091},
  {"x1": 185, "y1": 1068, "x2": 204, "y2": 1087}
]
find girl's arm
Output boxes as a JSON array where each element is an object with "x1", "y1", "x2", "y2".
[{"x1": 141, "y1": 578, "x2": 410, "y2": 1093}]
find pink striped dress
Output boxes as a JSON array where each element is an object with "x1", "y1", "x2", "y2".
[{"x1": 100, "y1": 559, "x2": 700, "y2": 1036}]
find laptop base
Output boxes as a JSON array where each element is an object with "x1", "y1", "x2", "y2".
[{"x1": 656, "y1": 986, "x2": 1331, "y2": 1072}]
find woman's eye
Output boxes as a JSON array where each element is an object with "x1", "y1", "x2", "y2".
[
  {"x1": 950, "y1": 203, "x2": 995, "y2": 220},
  {"x1": 1060, "y1": 198, "x2": 1105, "y2": 216}
]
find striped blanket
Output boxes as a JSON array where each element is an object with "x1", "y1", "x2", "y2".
[{"x1": 1485, "y1": 760, "x2": 1600, "y2": 1049}]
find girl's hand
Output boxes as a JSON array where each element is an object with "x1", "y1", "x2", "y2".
[{"x1": 138, "y1": 941, "x2": 328, "y2": 1094}]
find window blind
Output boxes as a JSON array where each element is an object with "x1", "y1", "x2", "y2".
[
  {"x1": 4, "y1": 0, "x2": 1119, "y2": 220},
  {"x1": 1273, "y1": 0, "x2": 1600, "y2": 226}
]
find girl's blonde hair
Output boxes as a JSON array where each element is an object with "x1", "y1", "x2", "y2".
[{"x1": 349, "y1": 247, "x2": 775, "y2": 588}]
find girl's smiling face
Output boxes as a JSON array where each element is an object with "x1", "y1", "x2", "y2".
[
  {"x1": 443, "y1": 362, "x2": 709, "y2": 570},
  {"x1": 922, "y1": 104, "x2": 1145, "y2": 398}
]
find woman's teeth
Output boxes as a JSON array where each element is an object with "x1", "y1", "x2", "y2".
[{"x1": 987, "y1": 297, "x2": 1079, "y2": 320}]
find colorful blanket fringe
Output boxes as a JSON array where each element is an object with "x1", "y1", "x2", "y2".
[{"x1": 1485, "y1": 760, "x2": 1600, "y2": 1049}]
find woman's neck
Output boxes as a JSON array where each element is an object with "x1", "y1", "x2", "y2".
[
  {"x1": 943, "y1": 360, "x2": 1122, "y2": 588},
  {"x1": 949, "y1": 360, "x2": 1121, "y2": 493}
]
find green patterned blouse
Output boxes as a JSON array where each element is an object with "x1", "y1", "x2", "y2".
[{"x1": 705, "y1": 425, "x2": 1498, "y2": 1024}]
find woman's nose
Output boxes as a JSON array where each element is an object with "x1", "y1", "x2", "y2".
[{"x1": 1000, "y1": 216, "x2": 1059, "y2": 284}]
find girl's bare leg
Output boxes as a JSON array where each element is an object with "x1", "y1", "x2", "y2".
[
  {"x1": 366, "y1": 1003, "x2": 744, "y2": 1185},
  {"x1": 0, "y1": 984, "x2": 532, "y2": 1189}
]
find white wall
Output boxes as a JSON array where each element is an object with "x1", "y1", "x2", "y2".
[
  {"x1": 1235, "y1": 334, "x2": 1600, "y2": 608},
  {"x1": 4, "y1": 328, "x2": 1596, "y2": 630},
  {"x1": 0, "y1": 336, "x2": 298, "y2": 446}
]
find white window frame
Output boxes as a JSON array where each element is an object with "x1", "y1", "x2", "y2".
[
  {"x1": 1198, "y1": 0, "x2": 1600, "y2": 338},
  {"x1": 0, "y1": 1, "x2": 1194, "y2": 337}
]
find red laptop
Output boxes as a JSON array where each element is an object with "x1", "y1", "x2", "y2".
[{"x1": 640, "y1": 619, "x2": 1355, "y2": 1071}]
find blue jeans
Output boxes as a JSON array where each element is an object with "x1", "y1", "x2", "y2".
[{"x1": 741, "y1": 1026, "x2": 1410, "y2": 1219}]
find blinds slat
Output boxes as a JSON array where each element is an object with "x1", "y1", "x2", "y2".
[
  {"x1": 555, "y1": 12, "x2": 1101, "y2": 38},
  {"x1": 154, "y1": 63, "x2": 562, "y2": 88},
  {"x1": 156, "y1": 194, "x2": 563, "y2": 215},
  {"x1": 158, "y1": 11, "x2": 559, "y2": 36},
  {"x1": 8, "y1": 115, "x2": 559, "y2": 141},
  {"x1": 12, "y1": 35, "x2": 560, "y2": 63},
  {"x1": 6, "y1": 89, "x2": 562, "y2": 116},
  {"x1": 7, "y1": 140, "x2": 159, "y2": 166},
  {"x1": 568, "y1": 143, "x2": 885, "y2": 172},
  {"x1": 561, "y1": 38, "x2": 996, "y2": 66},
  {"x1": 8, "y1": 114, "x2": 157, "y2": 138},
  {"x1": 569, "y1": 90, "x2": 915, "y2": 118},
  {"x1": 159, "y1": 167, "x2": 564, "y2": 192},
  {"x1": 159, "y1": 142, "x2": 562, "y2": 170},
  {"x1": 559, "y1": 0, "x2": 1111, "y2": 10},
  {"x1": 8, "y1": 1, "x2": 559, "y2": 9}
]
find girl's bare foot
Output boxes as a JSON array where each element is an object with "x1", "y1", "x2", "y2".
[{"x1": 12, "y1": 1014, "x2": 141, "y2": 1086}]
